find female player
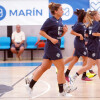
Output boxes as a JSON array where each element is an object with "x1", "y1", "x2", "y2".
[
  {"x1": 94, "y1": 19, "x2": 100, "y2": 78},
  {"x1": 70, "y1": 10, "x2": 100, "y2": 83},
  {"x1": 64, "y1": 9, "x2": 91, "y2": 82},
  {"x1": 25, "y1": 2, "x2": 76, "y2": 97}
]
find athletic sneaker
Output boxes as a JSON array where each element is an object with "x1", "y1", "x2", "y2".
[
  {"x1": 65, "y1": 76, "x2": 70, "y2": 82},
  {"x1": 89, "y1": 70, "x2": 95, "y2": 74},
  {"x1": 25, "y1": 77, "x2": 31, "y2": 84},
  {"x1": 59, "y1": 91, "x2": 72, "y2": 97},
  {"x1": 81, "y1": 76, "x2": 92, "y2": 81},
  {"x1": 25, "y1": 75, "x2": 33, "y2": 97},
  {"x1": 25, "y1": 84, "x2": 33, "y2": 97},
  {"x1": 86, "y1": 72, "x2": 96, "y2": 78},
  {"x1": 25, "y1": 74, "x2": 33, "y2": 85},
  {"x1": 63, "y1": 83, "x2": 77, "y2": 93},
  {"x1": 69, "y1": 75, "x2": 77, "y2": 85},
  {"x1": 59, "y1": 83, "x2": 77, "y2": 97}
]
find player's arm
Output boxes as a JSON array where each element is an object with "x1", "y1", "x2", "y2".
[
  {"x1": 71, "y1": 30, "x2": 83, "y2": 40},
  {"x1": 92, "y1": 33, "x2": 100, "y2": 36},
  {"x1": 61, "y1": 25, "x2": 68, "y2": 37},
  {"x1": 39, "y1": 30, "x2": 58, "y2": 44}
]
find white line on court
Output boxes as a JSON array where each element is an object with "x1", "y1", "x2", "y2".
[{"x1": 31, "y1": 80, "x2": 51, "y2": 99}]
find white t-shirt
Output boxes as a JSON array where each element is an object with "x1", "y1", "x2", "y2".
[{"x1": 12, "y1": 31, "x2": 25, "y2": 43}]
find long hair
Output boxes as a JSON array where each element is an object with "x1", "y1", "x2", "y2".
[
  {"x1": 86, "y1": 10, "x2": 98, "y2": 26},
  {"x1": 74, "y1": 9, "x2": 86, "y2": 23}
]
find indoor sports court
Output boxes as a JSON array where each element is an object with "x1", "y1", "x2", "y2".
[
  {"x1": 0, "y1": 0, "x2": 100, "y2": 100},
  {"x1": 0, "y1": 60, "x2": 100, "y2": 100}
]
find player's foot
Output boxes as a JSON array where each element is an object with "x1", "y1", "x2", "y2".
[
  {"x1": 25, "y1": 74, "x2": 33, "y2": 85},
  {"x1": 86, "y1": 72, "x2": 96, "y2": 78},
  {"x1": 25, "y1": 84, "x2": 33, "y2": 97},
  {"x1": 89, "y1": 70, "x2": 95, "y2": 74},
  {"x1": 59, "y1": 91, "x2": 72, "y2": 97},
  {"x1": 81, "y1": 76, "x2": 92, "y2": 81},
  {"x1": 69, "y1": 75, "x2": 77, "y2": 85},
  {"x1": 63, "y1": 83, "x2": 77, "y2": 93}
]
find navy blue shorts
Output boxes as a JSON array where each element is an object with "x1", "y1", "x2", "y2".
[
  {"x1": 96, "y1": 49, "x2": 100, "y2": 59},
  {"x1": 74, "y1": 47, "x2": 87, "y2": 58},
  {"x1": 43, "y1": 50, "x2": 63, "y2": 60},
  {"x1": 96, "y1": 54, "x2": 100, "y2": 59},
  {"x1": 88, "y1": 50, "x2": 98, "y2": 60},
  {"x1": 11, "y1": 43, "x2": 24, "y2": 50}
]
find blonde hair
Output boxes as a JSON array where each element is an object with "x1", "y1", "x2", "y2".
[
  {"x1": 86, "y1": 10, "x2": 98, "y2": 26},
  {"x1": 48, "y1": 2, "x2": 61, "y2": 15}
]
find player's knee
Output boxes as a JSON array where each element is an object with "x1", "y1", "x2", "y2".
[
  {"x1": 57, "y1": 66, "x2": 64, "y2": 72},
  {"x1": 73, "y1": 59, "x2": 78, "y2": 64}
]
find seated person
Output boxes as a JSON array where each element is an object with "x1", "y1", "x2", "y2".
[{"x1": 11, "y1": 25, "x2": 25, "y2": 60}]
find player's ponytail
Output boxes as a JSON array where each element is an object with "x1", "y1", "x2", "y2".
[{"x1": 74, "y1": 9, "x2": 86, "y2": 22}]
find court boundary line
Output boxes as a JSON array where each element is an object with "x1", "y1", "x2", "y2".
[
  {"x1": 31, "y1": 80, "x2": 51, "y2": 99},
  {"x1": 1, "y1": 63, "x2": 51, "y2": 99},
  {"x1": 0, "y1": 64, "x2": 41, "y2": 98},
  {"x1": 11, "y1": 64, "x2": 41, "y2": 87}
]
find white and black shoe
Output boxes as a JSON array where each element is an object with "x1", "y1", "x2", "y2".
[
  {"x1": 25, "y1": 74, "x2": 33, "y2": 85},
  {"x1": 59, "y1": 91, "x2": 72, "y2": 97},
  {"x1": 63, "y1": 83, "x2": 77, "y2": 93},
  {"x1": 69, "y1": 75, "x2": 77, "y2": 85},
  {"x1": 25, "y1": 74, "x2": 33, "y2": 97},
  {"x1": 25, "y1": 84, "x2": 33, "y2": 97}
]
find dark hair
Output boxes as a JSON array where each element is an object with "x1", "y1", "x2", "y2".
[
  {"x1": 74, "y1": 9, "x2": 86, "y2": 22},
  {"x1": 48, "y1": 2, "x2": 61, "y2": 15}
]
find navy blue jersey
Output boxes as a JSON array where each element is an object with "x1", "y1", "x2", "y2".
[
  {"x1": 72, "y1": 22, "x2": 86, "y2": 37},
  {"x1": 72, "y1": 22, "x2": 87, "y2": 49},
  {"x1": 97, "y1": 22, "x2": 100, "y2": 59},
  {"x1": 41, "y1": 16, "x2": 63, "y2": 38},
  {"x1": 72, "y1": 22, "x2": 87, "y2": 57},
  {"x1": 86, "y1": 21, "x2": 100, "y2": 60},
  {"x1": 87, "y1": 21, "x2": 100, "y2": 52},
  {"x1": 40, "y1": 16, "x2": 63, "y2": 60}
]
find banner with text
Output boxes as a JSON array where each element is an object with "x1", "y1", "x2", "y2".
[
  {"x1": 0, "y1": 0, "x2": 49, "y2": 25},
  {"x1": 0, "y1": 0, "x2": 90, "y2": 25}
]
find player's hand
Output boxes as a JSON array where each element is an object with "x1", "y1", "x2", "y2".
[
  {"x1": 63, "y1": 25, "x2": 68, "y2": 33},
  {"x1": 51, "y1": 38, "x2": 58, "y2": 44},
  {"x1": 79, "y1": 34, "x2": 84, "y2": 40},
  {"x1": 85, "y1": 41, "x2": 88, "y2": 45},
  {"x1": 84, "y1": 33, "x2": 88, "y2": 37}
]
